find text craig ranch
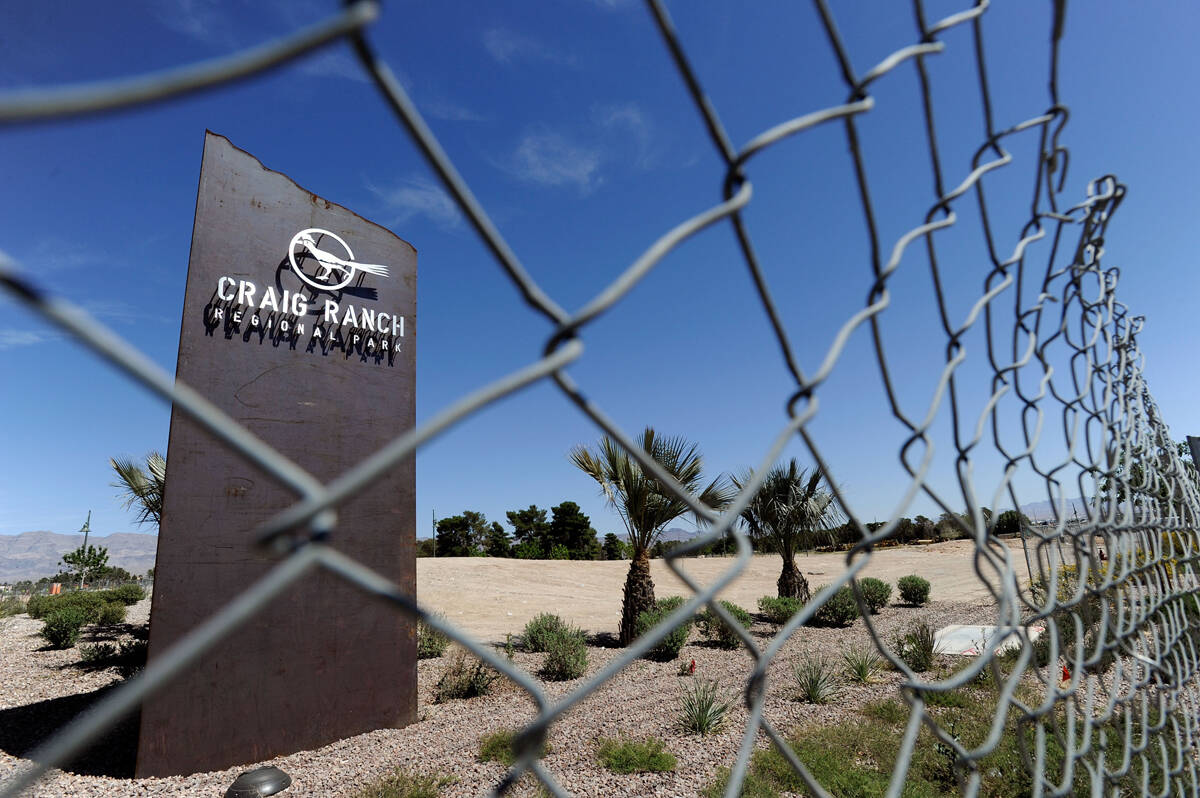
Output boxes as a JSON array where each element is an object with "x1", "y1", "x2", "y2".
[{"x1": 205, "y1": 276, "x2": 405, "y2": 361}]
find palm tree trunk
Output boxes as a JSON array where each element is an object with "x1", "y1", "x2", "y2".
[
  {"x1": 777, "y1": 555, "x2": 810, "y2": 602},
  {"x1": 619, "y1": 550, "x2": 656, "y2": 645}
]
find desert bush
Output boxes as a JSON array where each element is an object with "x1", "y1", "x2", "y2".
[
  {"x1": 115, "y1": 638, "x2": 148, "y2": 678},
  {"x1": 79, "y1": 642, "x2": 118, "y2": 663},
  {"x1": 758, "y1": 595, "x2": 803, "y2": 625},
  {"x1": 922, "y1": 688, "x2": 968, "y2": 708},
  {"x1": 434, "y1": 648, "x2": 499, "y2": 702},
  {"x1": 793, "y1": 654, "x2": 842, "y2": 704},
  {"x1": 523, "y1": 613, "x2": 576, "y2": 653},
  {"x1": 417, "y1": 616, "x2": 450, "y2": 659},
  {"x1": 635, "y1": 597, "x2": 692, "y2": 662},
  {"x1": 478, "y1": 728, "x2": 550, "y2": 766},
  {"x1": 809, "y1": 586, "x2": 859, "y2": 627},
  {"x1": 894, "y1": 622, "x2": 939, "y2": 672},
  {"x1": 354, "y1": 769, "x2": 453, "y2": 798},
  {"x1": 857, "y1": 578, "x2": 892, "y2": 614},
  {"x1": 110, "y1": 583, "x2": 146, "y2": 605},
  {"x1": 677, "y1": 678, "x2": 734, "y2": 736},
  {"x1": 897, "y1": 575, "x2": 931, "y2": 606},
  {"x1": 96, "y1": 601, "x2": 127, "y2": 626},
  {"x1": 596, "y1": 737, "x2": 676, "y2": 774},
  {"x1": 0, "y1": 596, "x2": 25, "y2": 618},
  {"x1": 696, "y1": 600, "x2": 752, "y2": 649},
  {"x1": 41, "y1": 607, "x2": 87, "y2": 649},
  {"x1": 540, "y1": 627, "x2": 588, "y2": 681},
  {"x1": 842, "y1": 645, "x2": 882, "y2": 683},
  {"x1": 26, "y1": 594, "x2": 53, "y2": 619}
]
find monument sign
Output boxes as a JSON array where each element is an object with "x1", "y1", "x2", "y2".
[{"x1": 137, "y1": 132, "x2": 417, "y2": 776}]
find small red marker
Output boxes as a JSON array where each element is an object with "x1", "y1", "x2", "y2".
[
  {"x1": 1061, "y1": 665, "x2": 1070, "y2": 682},
  {"x1": 689, "y1": 659, "x2": 696, "y2": 674}
]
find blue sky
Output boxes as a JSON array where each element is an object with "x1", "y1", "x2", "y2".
[{"x1": 2, "y1": 1, "x2": 1198, "y2": 541}]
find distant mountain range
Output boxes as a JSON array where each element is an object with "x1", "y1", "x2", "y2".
[
  {"x1": 0, "y1": 531, "x2": 157, "y2": 583},
  {"x1": 1017, "y1": 497, "x2": 1091, "y2": 522}
]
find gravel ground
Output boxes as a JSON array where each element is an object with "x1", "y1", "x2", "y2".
[{"x1": 0, "y1": 595, "x2": 1003, "y2": 798}]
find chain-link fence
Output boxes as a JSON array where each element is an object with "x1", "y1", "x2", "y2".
[{"x1": 3, "y1": 0, "x2": 1199, "y2": 795}]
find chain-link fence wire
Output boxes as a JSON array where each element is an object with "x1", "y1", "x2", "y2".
[{"x1": 2, "y1": 0, "x2": 1199, "y2": 795}]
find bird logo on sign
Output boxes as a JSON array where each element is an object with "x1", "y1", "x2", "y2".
[{"x1": 288, "y1": 228, "x2": 390, "y2": 292}]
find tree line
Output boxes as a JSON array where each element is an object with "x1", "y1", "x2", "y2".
[{"x1": 423, "y1": 502, "x2": 630, "y2": 561}]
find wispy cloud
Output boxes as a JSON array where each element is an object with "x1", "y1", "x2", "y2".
[
  {"x1": 595, "y1": 103, "x2": 656, "y2": 169},
  {"x1": 483, "y1": 28, "x2": 577, "y2": 67},
  {"x1": 506, "y1": 131, "x2": 603, "y2": 193},
  {"x1": 296, "y1": 49, "x2": 369, "y2": 83},
  {"x1": 18, "y1": 239, "x2": 106, "y2": 276},
  {"x1": 367, "y1": 176, "x2": 463, "y2": 231},
  {"x1": 151, "y1": 0, "x2": 235, "y2": 47},
  {"x1": 0, "y1": 329, "x2": 62, "y2": 351}
]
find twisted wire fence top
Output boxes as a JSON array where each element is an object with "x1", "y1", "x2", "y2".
[{"x1": 2, "y1": 1, "x2": 1199, "y2": 797}]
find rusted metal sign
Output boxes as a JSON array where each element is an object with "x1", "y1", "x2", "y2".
[{"x1": 137, "y1": 132, "x2": 417, "y2": 777}]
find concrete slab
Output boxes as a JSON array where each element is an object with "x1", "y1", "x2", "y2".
[{"x1": 935, "y1": 623, "x2": 1044, "y2": 656}]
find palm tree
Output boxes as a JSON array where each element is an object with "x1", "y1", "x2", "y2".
[
  {"x1": 571, "y1": 427, "x2": 733, "y2": 645},
  {"x1": 111, "y1": 451, "x2": 166, "y2": 529},
  {"x1": 733, "y1": 459, "x2": 841, "y2": 602}
]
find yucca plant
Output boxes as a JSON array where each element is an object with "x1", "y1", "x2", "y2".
[
  {"x1": 677, "y1": 678, "x2": 735, "y2": 736},
  {"x1": 793, "y1": 654, "x2": 842, "y2": 704},
  {"x1": 842, "y1": 645, "x2": 882, "y2": 684}
]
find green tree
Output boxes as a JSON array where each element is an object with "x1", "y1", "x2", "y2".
[
  {"x1": 61, "y1": 544, "x2": 110, "y2": 586},
  {"x1": 733, "y1": 459, "x2": 842, "y2": 601},
  {"x1": 484, "y1": 521, "x2": 512, "y2": 557},
  {"x1": 506, "y1": 505, "x2": 550, "y2": 550},
  {"x1": 110, "y1": 451, "x2": 166, "y2": 529},
  {"x1": 548, "y1": 501, "x2": 600, "y2": 560},
  {"x1": 435, "y1": 511, "x2": 490, "y2": 557},
  {"x1": 571, "y1": 427, "x2": 733, "y2": 645},
  {"x1": 602, "y1": 533, "x2": 627, "y2": 560},
  {"x1": 994, "y1": 510, "x2": 1029, "y2": 537}
]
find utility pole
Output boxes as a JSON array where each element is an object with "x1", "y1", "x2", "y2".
[{"x1": 78, "y1": 510, "x2": 91, "y2": 590}]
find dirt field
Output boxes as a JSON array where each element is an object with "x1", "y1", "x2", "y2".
[{"x1": 418, "y1": 538, "x2": 1023, "y2": 640}]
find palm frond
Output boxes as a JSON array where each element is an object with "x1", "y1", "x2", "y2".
[{"x1": 110, "y1": 451, "x2": 166, "y2": 528}]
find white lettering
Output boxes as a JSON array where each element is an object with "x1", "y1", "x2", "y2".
[
  {"x1": 377, "y1": 312, "x2": 389, "y2": 333},
  {"x1": 236, "y1": 280, "x2": 257, "y2": 307},
  {"x1": 259, "y1": 287, "x2": 279, "y2": 313},
  {"x1": 295, "y1": 324, "x2": 306, "y2": 336},
  {"x1": 292, "y1": 294, "x2": 309, "y2": 315},
  {"x1": 323, "y1": 300, "x2": 339, "y2": 324},
  {"x1": 233, "y1": 310, "x2": 243, "y2": 324},
  {"x1": 313, "y1": 326, "x2": 324, "y2": 338},
  {"x1": 352, "y1": 333, "x2": 361, "y2": 345},
  {"x1": 280, "y1": 320, "x2": 290, "y2": 333},
  {"x1": 217, "y1": 276, "x2": 236, "y2": 301},
  {"x1": 250, "y1": 315, "x2": 260, "y2": 327},
  {"x1": 211, "y1": 307, "x2": 224, "y2": 320},
  {"x1": 393, "y1": 342, "x2": 402, "y2": 352},
  {"x1": 341, "y1": 306, "x2": 358, "y2": 327},
  {"x1": 359, "y1": 308, "x2": 376, "y2": 332}
]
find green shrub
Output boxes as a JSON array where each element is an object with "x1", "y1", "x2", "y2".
[
  {"x1": 842, "y1": 645, "x2": 882, "y2": 684},
  {"x1": 696, "y1": 600, "x2": 752, "y2": 649},
  {"x1": 96, "y1": 601, "x2": 127, "y2": 626},
  {"x1": 110, "y1": 584, "x2": 146, "y2": 605},
  {"x1": 635, "y1": 597, "x2": 692, "y2": 662},
  {"x1": 863, "y1": 698, "x2": 909, "y2": 725},
  {"x1": 79, "y1": 642, "x2": 118, "y2": 663},
  {"x1": 793, "y1": 654, "x2": 842, "y2": 704},
  {"x1": 897, "y1": 575, "x2": 931, "y2": 606},
  {"x1": 596, "y1": 737, "x2": 676, "y2": 774},
  {"x1": 857, "y1": 578, "x2": 892, "y2": 614},
  {"x1": 523, "y1": 613, "x2": 574, "y2": 653},
  {"x1": 354, "y1": 769, "x2": 453, "y2": 798},
  {"x1": 479, "y1": 729, "x2": 549, "y2": 766},
  {"x1": 40, "y1": 607, "x2": 87, "y2": 649},
  {"x1": 540, "y1": 627, "x2": 588, "y2": 681},
  {"x1": 417, "y1": 617, "x2": 450, "y2": 659},
  {"x1": 809, "y1": 586, "x2": 859, "y2": 627},
  {"x1": 758, "y1": 596, "x2": 803, "y2": 626},
  {"x1": 26, "y1": 594, "x2": 53, "y2": 619},
  {"x1": 433, "y1": 648, "x2": 499, "y2": 702},
  {"x1": 894, "y1": 622, "x2": 938, "y2": 672},
  {"x1": 0, "y1": 596, "x2": 25, "y2": 618},
  {"x1": 548, "y1": 544, "x2": 570, "y2": 560},
  {"x1": 677, "y1": 678, "x2": 734, "y2": 736}
]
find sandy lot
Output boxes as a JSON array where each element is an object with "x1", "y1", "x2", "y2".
[{"x1": 418, "y1": 538, "x2": 1024, "y2": 640}]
